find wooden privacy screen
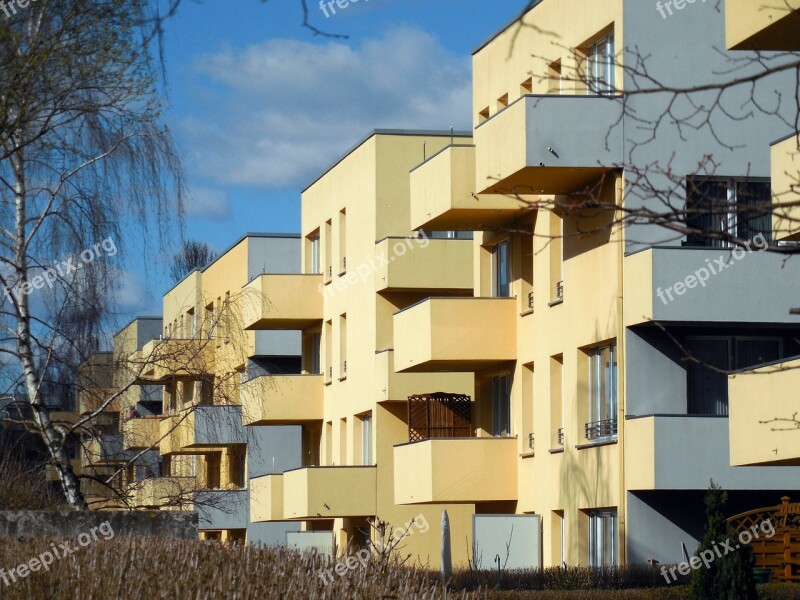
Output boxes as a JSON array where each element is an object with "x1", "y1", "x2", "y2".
[
  {"x1": 407, "y1": 393, "x2": 472, "y2": 442},
  {"x1": 728, "y1": 496, "x2": 800, "y2": 582}
]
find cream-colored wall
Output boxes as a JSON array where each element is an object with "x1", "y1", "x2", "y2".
[
  {"x1": 729, "y1": 358, "x2": 800, "y2": 466},
  {"x1": 300, "y1": 133, "x2": 479, "y2": 568},
  {"x1": 472, "y1": 0, "x2": 623, "y2": 127},
  {"x1": 772, "y1": 134, "x2": 800, "y2": 241},
  {"x1": 468, "y1": 174, "x2": 624, "y2": 566},
  {"x1": 302, "y1": 133, "x2": 464, "y2": 450},
  {"x1": 725, "y1": 0, "x2": 800, "y2": 49}
]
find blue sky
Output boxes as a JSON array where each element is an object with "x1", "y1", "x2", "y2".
[{"x1": 116, "y1": 0, "x2": 526, "y2": 321}]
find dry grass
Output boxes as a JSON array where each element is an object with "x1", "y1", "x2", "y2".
[
  {"x1": 0, "y1": 458, "x2": 64, "y2": 510},
  {"x1": 0, "y1": 537, "x2": 798, "y2": 599},
  {"x1": 0, "y1": 536, "x2": 481, "y2": 599}
]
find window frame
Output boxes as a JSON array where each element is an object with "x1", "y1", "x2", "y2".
[
  {"x1": 588, "y1": 343, "x2": 618, "y2": 440},
  {"x1": 588, "y1": 509, "x2": 618, "y2": 567},
  {"x1": 492, "y1": 239, "x2": 511, "y2": 298},
  {"x1": 685, "y1": 177, "x2": 772, "y2": 247}
]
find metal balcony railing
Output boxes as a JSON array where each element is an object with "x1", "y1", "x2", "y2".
[
  {"x1": 557, "y1": 427, "x2": 565, "y2": 446},
  {"x1": 556, "y1": 280, "x2": 564, "y2": 301},
  {"x1": 527, "y1": 291, "x2": 534, "y2": 311},
  {"x1": 528, "y1": 433, "x2": 535, "y2": 451},
  {"x1": 584, "y1": 418, "x2": 618, "y2": 441}
]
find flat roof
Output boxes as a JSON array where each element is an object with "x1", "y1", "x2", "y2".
[
  {"x1": 302, "y1": 129, "x2": 472, "y2": 193},
  {"x1": 113, "y1": 315, "x2": 163, "y2": 339},
  {"x1": 163, "y1": 232, "x2": 301, "y2": 296}
]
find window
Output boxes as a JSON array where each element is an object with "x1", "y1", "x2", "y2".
[
  {"x1": 339, "y1": 209, "x2": 347, "y2": 273},
  {"x1": 420, "y1": 230, "x2": 473, "y2": 240},
  {"x1": 491, "y1": 374, "x2": 511, "y2": 437},
  {"x1": 206, "y1": 303, "x2": 215, "y2": 339},
  {"x1": 587, "y1": 343, "x2": 617, "y2": 441},
  {"x1": 361, "y1": 413, "x2": 372, "y2": 465},
  {"x1": 548, "y1": 60, "x2": 562, "y2": 94},
  {"x1": 339, "y1": 314, "x2": 347, "y2": 379},
  {"x1": 493, "y1": 240, "x2": 511, "y2": 298},
  {"x1": 309, "y1": 233, "x2": 320, "y2": 274},
  {"x1": 586, "y1": 34, "x2": 615, "y2": 95},
  {"x1": 189, "y1": 309, "x2": 196, "y2": 338},
  {"x1": 687, "y1": 336, "x2": 782, "y2": 415},
  {"x1": 310, "y1": 332, "x2": 321, "y2": 375},
  {"x1": 685, "y1": 178, "x2": 772, "y2": 247},
  {"x1": 550, "y1": 355, "x2": 563, "y2": 448},
  {"x1": 589, "y1": 510, "x2": 617, "y2": 567}
]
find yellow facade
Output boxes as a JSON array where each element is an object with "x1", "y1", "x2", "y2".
[
  {"x1": 771, "y1": 134, "x2": 800, "y2": 241},
  {"x1": 729, "y1": 358, "x2": 800, "y2": 466},
  {"x1": 725, "y1": 0, "x2": 800, "y2": 50}
]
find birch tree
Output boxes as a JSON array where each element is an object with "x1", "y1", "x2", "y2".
[{"x1": 0, "y1": 0, "x2": 184, "y2": 509}]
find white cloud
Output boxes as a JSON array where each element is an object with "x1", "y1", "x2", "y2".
[
  {"x1": 180, "y1": 27, "x2": 472, "y2": 188},
  {"x1": 186, "y1": 187, "x2": 231, "y2": 218}
]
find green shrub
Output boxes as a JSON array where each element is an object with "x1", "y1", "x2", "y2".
[{"x1": 689, "y1": 481, "x2": 757, "y2": 600}]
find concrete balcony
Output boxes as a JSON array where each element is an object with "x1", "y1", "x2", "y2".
[
  {"x1": 409, "y1": 144, "x2": 530, "y2": 230},
  {"x1": 240, "y1": 375, "x2": 323, "y2": 425},
  {"x1": 394, "y1": 297, "x2": 517, "y2": 372},
  {"x1": 282, "y1": 466, "x2": 377, "y2": 519},
  {"x1": 137, "y1": 338, "x2": 215, "y2": 382},
  {"x1": 625, "y1": 415, "x2": 800, "y2": 490},
  {"x1": 474, "y1": 95, "x2": 623, "y2": 195},
  {"x1": 725, "y1": 0, "x2": 800, "y2": 50},
  {"x1": 196, "y1": 489, "x2": 248, "y2": 531},
  {"x1": 250, "y1": 474, "x2": 285, "y2": 522},
  {"x1": 78, "y1": 388, "x2": 121, "y2": 414},
  {"x1": 772, "y1": 133, "x2": 800, "y2": 241},
  {"x1": 131, "y1": 476, "x2": 197, "y2": 508},
  {"x1": 122, "y1": 417, "x2": 162, "y2": 451},
  {"x1": 84, "y1": 434, "x2": 130, "y2": 465},
  {"x1": 374, "y1": 237, "x2": 474, "y2": 293},
  {"x1": 159, "y1": 405, "x2": 245, "y2": 455},
  {"x1": 242, "y1": 274, "x2": 323, "y2": 330},
  {"x1": 729, "y1": 358, "x2": 800, "y2": 466},
  {"x1": 374, "y1": 350, "x2": 474, "y2": 402},
  {"x1": 394, "y1": 437, "x2": 518, "y2": 504},
  {"x1": 623, "y1": 247, "x2": 800, "y2": 327}
]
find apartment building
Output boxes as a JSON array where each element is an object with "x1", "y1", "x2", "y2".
[
  {"x1": 77, "y1": 351, "x2": 130, "y2": 508},
  {"x1": 247, "y1": 131, "x2": 480, "y2": 565},
  {"x1": 392, "y1": 0, "x2": 800, "y2": 568},
  {"x1": 130, "y1": 234, "x2": 304, "y2": 543},
  {"x1": 726, "y1": 1, "x2": 800, "y2": 469}
]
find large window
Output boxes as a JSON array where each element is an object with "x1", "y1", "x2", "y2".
[
  {"x1": 361, "y1": 413, "x2": 372, "y2": 465},
  {"x1": 493, "y1": 240, "x2": 511, "y2": 298},
  {"x1": 310, "y1": 234, "x2": 320, "y2": 274},
  {"x1": 587, "y1": 343, "x2": 617, "y2": 441},
  {"x1": 685, "y1": 178, "x2": 772, "y2": 247},
  {"x1": 687, "y1": 336, "x2": 782, "y2": 415},
  {"x1": 491, "y1": 374, "x2": 511, "y2": 437},
  {"x1": 589, "y1": 510, "x2": 617, "y2": 567},
  {"x1": 586, "y1": 34, "x2": 615, "y2": 95}
]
